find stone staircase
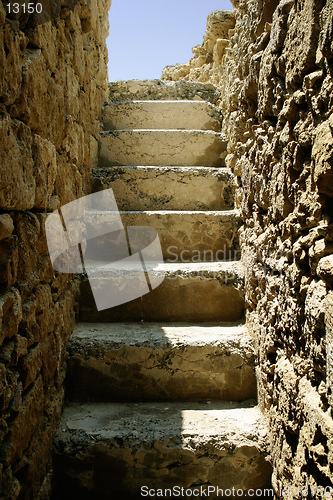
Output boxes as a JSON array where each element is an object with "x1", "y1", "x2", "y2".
[{"x1": 52, "y1": 80, "x2": 272, "y2": 499}]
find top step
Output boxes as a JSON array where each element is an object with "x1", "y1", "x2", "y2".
[{"x1": 109, "y1": 79, "x2": 221, "y2": 104}]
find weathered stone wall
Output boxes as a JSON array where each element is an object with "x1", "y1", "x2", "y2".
[
  {"x1": 0, "y1": 0, "x2": 111, "y2": 497},
  {"x1": 163, "y1": 0, "x2": 333, "y2": 497},
  {"x1": 162, "y1": 9, "x2": 236, "y2": 85}
]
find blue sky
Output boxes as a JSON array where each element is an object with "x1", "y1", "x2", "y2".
[{"x1": 107, "y1": 0, "x2": 234, "y2": 82}]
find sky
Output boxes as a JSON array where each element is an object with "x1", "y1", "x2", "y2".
[{"x1": 107, "y1": 0, "x2": 234, "y2": 82}]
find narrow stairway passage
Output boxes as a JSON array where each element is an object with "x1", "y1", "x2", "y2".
[{"x1": 52, "y1": 79, "x2": 272, "y2": 499}]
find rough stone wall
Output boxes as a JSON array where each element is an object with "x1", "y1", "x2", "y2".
[
  {"x1": 0, "y1": 0, "x2": 111, "y2": 497},
  {"x1": 162, "y1": 10, "x2": 236, "y2": 85},
  {"x1": 163, "y1": 0, "x2": 333, "y2": 497}
]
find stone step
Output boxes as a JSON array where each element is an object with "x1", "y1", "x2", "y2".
[
  {"x1": 84, "y1": 209, "x2": 241, "y2": 261},
  {"x1": 103, "y1": 100, "x2": 222, "y2": 131},
  {"x1": 52, "y1": 401, "x2": 272, "y2": 499},
  {"x1": 79, "y1": 261, "x2": 245, "y2": 323},
  {"x1": 99, "y1": 130, "x2": 227, "y2": 167},
  {"x1": 109, "y1": 79, "x2": 221, "y2": 104},
  {"x1": 66, "y1": 322, "x2": 257, "y2": 403},
  {"x1": 92, "y1": 166, "x2": 235, "y2": 211}
]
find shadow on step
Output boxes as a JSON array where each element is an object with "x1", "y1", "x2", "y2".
[
  {"x1": 51, "y1": 400, "x2": 273, "y2": 500},
  {"x1": 65, "y1": 322, "x2": 257, "y2": 403}
]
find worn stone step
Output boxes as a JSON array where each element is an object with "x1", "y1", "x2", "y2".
[
  {"x1": 52, "y1": 401, "x2": 272, "y2": 499},
  {"x1": 103, "y1": 100, "x2": 222, "y2": 131},
  {"x1": 84, "y1": 209, "x2": 241, "y2": 261},
  {"x1": 109, "y1": 79, "x2": 221, "y2": 104},
  {"x1": 66, "y1": 322, "x2": 257, "y2": 403},
  {"x1": 99, "y1": 130, "x2": 227, "y2": 167},
  {"x1": 79, "y1": 261, "x2": 245, "y2": 323},
  {"x1": 92, "y1": 166, "x2": 235, "y2": 211}
]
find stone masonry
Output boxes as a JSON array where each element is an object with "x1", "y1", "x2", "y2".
[
  {"x1": 163, "y1": 1, "x2": 333, "y2": 497},
  {"x1": 0, "y1": 0, "x2": 111, "y2": 497},
  {"x1": 52, "y1": 81, "x2": 272, "y2": 498},
  {"x1": 1, "y1": 0, "x2": 333, "y2": 498}
]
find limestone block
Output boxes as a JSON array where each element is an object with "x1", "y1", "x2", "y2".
[
  {"x1": 82, "y1": 132, "x2": 99, "y2": 193},
  {"x1": 79, "y1": 1, "x2": 97, "y2": 33},
  {"x1": 312, "y1": 118, "x2": 333, "y2": 196},
  {"x1": 3, "y1": 377, "x2": 43, "y2": 464},
  {"x1": 85, "y1": 78, "x2": 102, "y2": 125},
  {"x1": 303, "y1": 70, "x2": 323, "y2": 90},
  {"x1": 31, "y1": 285, "x2": 54, "y2": 344},
  {"x1": 204, "y1": 10, "x2": 236, "y2": 53},
  {"x1": 0, "y1": 289, "x2": 22, "y2": 346},
  {"x1": 0, "y1": 215, "x2": 14, "y2": 241},
  {"x1": 317, "y1": 0, "x2": 333, "y2": 61},
  {"x1": 297, "y1": 377, "x2": 333, "y2": 487},
  {"x1": 33, "y1": 135, "x2": 57, "y2": 209},
  {"x1": 54, "y1": 155, "x2": 83, "y2": 206},
  {"x1": 20, "y1": 290, "x2": 51, "y2": 349},
  {"x1": 0, "y1": 366, "x2": 19, "y2": 412},
  {"x1": 0, "y1": 340, "x2": 15, "y2": 364},
  {"x1": 213, "y1": 38, "x2": 230, "y2": 63},
  {"x1": 0, "y1": 116, "x2": 35, "y2": 210},
  {"x1": 0, "y1": 23, "x2": 27, "y2": 107},
  {"x1": 21, "y1": 345, "x2": 43, "y2": 391},
  {"x1": 12, "y1": 336, "x2": 28, "y2": 365},
  {"x1": 28, "y1": 23, "x2": 59, "y2": 73},
  {"x1": 62, "y1": 119, "x2": 85, "y2": 165},
  {"x1": 283, "y1": 0, "x2": 322, "y2": 88},
  {"x1": 309, "y1": 238, "x2": 333, "y2": 275},
  {"x1": 85, "y1": 133, "x2": 99, "y2": 171},
  {"x1": 19, "y1": 388, "x2": 65, "y2": 500},
  {"x1": 19, "y1": 50, "x2": 50, "y2": 129},
  {"x1": 72, "y1": 31, "x2": 85, "y2": 82},
  {"x1": 317, "y1": 255, "x2": 333, "y2": 285},
  {"x1": 0, "y1": 236, "x2": 18, "y2": 288},
  {"x1": 304, "y1": 280, "x2": 327, "y2": 332},
  {"x1": 14, "y1": 214, "x2": 54, "y2": 297},
  {"x1": 326, "y1": 292, "x2": 333, "y2": 406},
  {"x1": 65, "y1": 66, "x2": 80, "y2": 117}
]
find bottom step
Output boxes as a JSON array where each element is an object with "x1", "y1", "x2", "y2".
[{"x1": 53, "y1": 401, "x2": 272, "y2": 499}]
